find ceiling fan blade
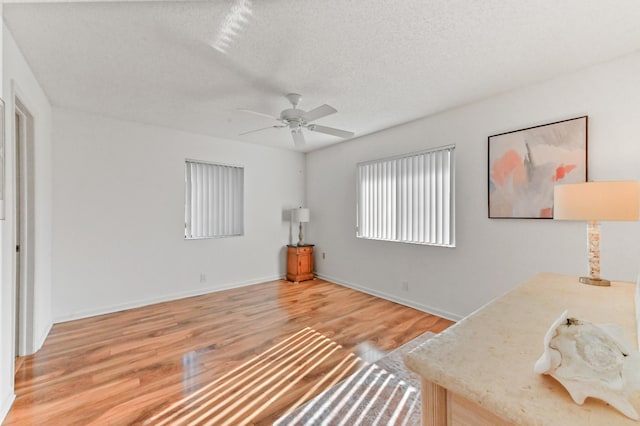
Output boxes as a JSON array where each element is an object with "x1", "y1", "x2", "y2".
[
  {"x1": 237, "y1": 108, "x2": 279, "y2": 121},
  {"x1": 239, "y1": 125, "x2": 286, "y2": 136},
  {"x1": 302, "y1": 104, "x2": 337, "y2": 122},
  {"x1": 291, "y1": 128, "x2": 306, "y2": 147},
  {"x1": 307, "y1": 124, "x2": 354, "y2": 139}
]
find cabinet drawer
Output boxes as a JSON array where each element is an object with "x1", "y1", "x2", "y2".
[{"x1": 296, "y1": 246, "x2": 313, "y2": 254}]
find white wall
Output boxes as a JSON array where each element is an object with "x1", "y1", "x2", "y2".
[
  {"x1": 1, "y1": 24, "x2": 53, "y2": 420},
  {"x1": 307, "y1": 51, "x2": 640, "y2": 321},
  {"x1": 52, "y1": 109, "x2": 305, "y2": 321}
]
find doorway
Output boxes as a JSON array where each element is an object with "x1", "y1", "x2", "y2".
[{"x1": 14, "y1": 96, "x2": 35, "y2": 359}]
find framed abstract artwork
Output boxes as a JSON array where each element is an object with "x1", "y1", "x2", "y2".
[{"x1": 488, "y1": 116, "x2": 587, "y2": 219}]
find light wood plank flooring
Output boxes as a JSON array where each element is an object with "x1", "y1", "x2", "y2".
[{"x1": 6, "y1": 278, "x2": 453, "y2": 425}]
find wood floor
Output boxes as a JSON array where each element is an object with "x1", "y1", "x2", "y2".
[{"x1": 6, "y1": 279, "x2": 453, "y2": 425}]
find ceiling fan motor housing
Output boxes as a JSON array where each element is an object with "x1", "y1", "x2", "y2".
[{"x1": 281, "y1": 108, "x2": 304, "y2": 127}]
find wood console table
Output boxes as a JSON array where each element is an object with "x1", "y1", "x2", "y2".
[{"x1": 404, "y1": 273, "x2": 639, "y2": 425}]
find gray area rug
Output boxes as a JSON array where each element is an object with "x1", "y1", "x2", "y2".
[{"x1": 275, "y1": 331, "x2": 435, "y2": 425}]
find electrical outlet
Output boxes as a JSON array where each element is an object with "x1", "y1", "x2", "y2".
[
  {"x1": 322, "y1": 252, "x2": 326, "y2": 260},
  {"x1": 401, "y1": 281, "x2": 409, "y2": 291},
  {"x1": 200, "y1": 273, "x2": 207, "y2": 283}
]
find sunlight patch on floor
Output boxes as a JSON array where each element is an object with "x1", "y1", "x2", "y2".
[{"x1": 145, "y1": 327, "x2": 362, "y2": 425}]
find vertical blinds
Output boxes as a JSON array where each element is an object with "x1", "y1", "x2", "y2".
[
  {"x1": 185, "y1": 160, "x2": 244, "y2": 239},
  {"x1": 357, "y1": 145, "x2": 455, "y2": 246}
]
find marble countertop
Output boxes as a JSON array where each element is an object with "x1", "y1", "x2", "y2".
[{"x1": 405, "y1": 272, "x2": 639, "y2": 425}]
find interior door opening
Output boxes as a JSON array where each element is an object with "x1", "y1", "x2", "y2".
[
  {"x1": 14, "y1": 109, "x2": 21, "y2": 360},
  {"x1": 14, "y1": 95, "x2": 35, "y2": 361}
]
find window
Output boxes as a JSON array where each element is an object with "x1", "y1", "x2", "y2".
[
  {"x1": 356, "y1": 145, "x2": 455, "y2": 247},
  {"x1": 185, "y1": 160, "x2": 244, "y2": 239}
]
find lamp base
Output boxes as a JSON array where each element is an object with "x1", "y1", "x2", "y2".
[
  {"x1": 579, "y1": 276, "x2": 611, "y2": 287},
  {"x1": 297, "y1": 222, "x2": 304, "y2": 247}
]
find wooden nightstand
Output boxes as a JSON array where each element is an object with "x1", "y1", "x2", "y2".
[{"x1": 286, "y1": 244, "x2": 315, "y2": 283}]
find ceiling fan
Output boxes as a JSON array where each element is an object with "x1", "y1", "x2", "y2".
[{"x1": 238, "y1": 93, "x2": 354, "y2": 147}]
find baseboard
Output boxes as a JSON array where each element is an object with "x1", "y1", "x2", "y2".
[
  {"x1": 0, "y1": 391, "x2": 15, "y2": 424},
  {"x1": 318, "y1": 273, "x2": 463, "y2": 322},
  {"x1": 54, "y1": 275, "x2": 283, "y2": 323},
  {"x1": 34, "y1": 321, "x2": 53, "y2": 352},
  {"x1": 52, "y1": 273, "x2": 462, "y2": 324}
]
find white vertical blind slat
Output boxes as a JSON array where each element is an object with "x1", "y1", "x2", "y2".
[
  {"x1": 418, "y1": 155, "x2": 423, "y2": 242},
  {"x1": 415, "y1": 155, "x2": 420, "y2": 242},
  {"x1": 197, "y1": 163, "x2": 204, "y2": 238},
  {"x1": 363, "y1": 164, "x2": 368, "y2": 237},
  {"x1": 432, "y1": 152, "x2": 437, "y2": 244},
  {"x1": 391, "y1": 159, "x2": 396, "y2": 241},
  {"x1": 191, "y1": 162, "x2": 195, "y2": 237},
  {"x1": 370, "y1": 163, "x2": 376, "y2": 239},
  {"x1": 224, "y1": 166, "x2": 230, "y2": 236},
  {"x1": 373, "y1": 162, "x2": 378, "y2": 239},
  {"x1": 211, "y1": 164, "x2": 217, "y2": 237},
  {"x1": 377, "y1": 162, "x2": 382, "y2": 239},
  {"x1": 216, "y1": 165, "x2": 221, "y2": 236},
  {"x1": 387, "y1": 161, "x2": 393, "y2": 240},
  {"x1": 380, "y1": 163, "x2": 387, "y2": 238},
  {"x1": 365, "y1": 164, "x2": 370, "y2": 237},
  {"x1": 359, "y1": 165, "x2": 364, "y2": 236},
  {"x1": 210, "y1": 163, "x2": 214, "y2": 236},
  {"x1": 443, "y1": 150, "x2": 451, "y2": 245},
  {"x1": 231, "y1": 167, "x2": 237, "y2": 235},
  {"x1": 402, "y1": 158, "x2": 407, "y2": 241},
  {"x1": 237, "y1": 167, "x2": 244, "y2": 235},
  {"x1": 231, "y1": 167, "x2": 236, "y2": 234},
  {"x1": 397, "y1": 159, "x2": 403, "y2": 241},
  {"x1": 185, "y1": 163, "x2": 193, "y2": 238}
]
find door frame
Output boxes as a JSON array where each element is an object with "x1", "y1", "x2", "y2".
[{"x1": 12, "y1": 83, "x2": 36, "y2": 357}]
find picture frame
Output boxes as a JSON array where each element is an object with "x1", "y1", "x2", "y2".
[
  {"x1": 488, "y1": 116, "x2": 588, "y2": 219},
  {"x1": 0, "y1": 98, "x2": 5, "y2": 220}
]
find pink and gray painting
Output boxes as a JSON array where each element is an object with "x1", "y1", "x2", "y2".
[{"x1": 489, "y1": 118, "x2": 587, "y2": 218}]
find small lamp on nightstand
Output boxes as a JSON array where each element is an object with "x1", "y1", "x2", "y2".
[
  {"x1": 553, "y1": 181, "x2": 640, "y2": 286},
  {"x1": 291, "y1": 207, "x2": 310, "y2": 246}
]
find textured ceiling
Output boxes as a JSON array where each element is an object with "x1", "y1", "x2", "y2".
[{"x1": 5, "y1": 0, "x2": 640, "y2": 152}]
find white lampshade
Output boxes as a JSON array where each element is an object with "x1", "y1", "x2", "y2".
[
  {"x1": 291, "y1": 207, "x2": 310, "y2": 223},
  {"x1": 554, "y1": 181, "x2": 640, "y2": 221}
]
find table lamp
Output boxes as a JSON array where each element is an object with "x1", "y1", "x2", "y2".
[
  {"x1": 554, "y1": 181, "x2": 640, "y2": 286},
  {"x1": 291, "y1": 207, "x2": 310, "y2": 246}
]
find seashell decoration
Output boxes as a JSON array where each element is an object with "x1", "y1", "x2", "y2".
[{"x1": 534, "y1": 310, "x2": 640, "y2": 420}]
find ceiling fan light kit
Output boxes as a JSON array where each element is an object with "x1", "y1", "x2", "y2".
[{"x1": 239, "y1": 93, "x2": 354, "y2": 147}]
